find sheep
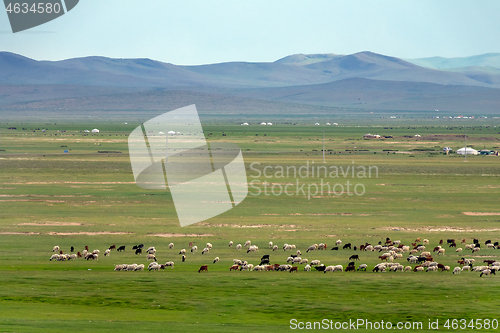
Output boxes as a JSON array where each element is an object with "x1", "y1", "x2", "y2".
[
  {"x1": 480, "y1": 269, "x2": 494, "y2": 277},
  {"x1": 148, "y1": 262, "x2": 159, "y2": 271},
  {"x1": 402, "y1": 246, "x2": 410, "y2": 252},
  {"x1": 181, "y1": 255, "x2": 186, "y2": 262},
  {"x1": 206, "y1": 243, "x2": 213, "y2": 249},
  {"x1": 455, "y1": 248, "x2": 462, "y2": 253},
  {"x1": 357, "y1": 264, "x2": 368, "y2": 271},
  {"x1": 283, "y1": 244, "x2": 293, "y2": 251},
  {"x1": 310, "y1": 260, "x2": 321, "y2": 266},
  {"x1": 306, "y1": 244, "x2": 318, "y2": 252},
  {"x1": 179, "y1": 249, "x2": 186, "y2": 255},
  {"x1": 462, "y1": 265, "x2": 470, "y2": 271},
  {"x1": 168, "y1": 243, "x2": 174, "y2": 249},
  {"x1": 415, "y1": 267, "x2": 424, "y2": 272},
  {"x1": 191, "y1": 245, "x2": 198, "y2": 253},
  {"x1": 229, "y1": 241, "x2": 233, "y2": 247},
  {"x1": 423, "y1": 239, "x2": 429, "y2": 245},
  {"x1": 272, "y1": 245, "x2": 278, "y2": 251},
  {"x1": 240, "y1": 264, "x2": 254, "y2": 271},
  {"x1": 213, "y1": 257, "x2": 219, "y2": 263},
  {"x1": 165, "y1": 261, "x2": 174, "y2": 268},
  {"x1": 336, "y1": 239, "x2": 342, "y2": 245},
  {"x1": 365, "y1": 245, "x2": 374, "y2": 251},
  {"x1": 296, "y1": 250, "x2": 302, "y2": 256},
  {"x1": 472, "y1": 247, "x2": 480, "y2": 253},
  {"x1": 82, "y1": 250, "x2": 88, "y2": 258},
  {"x1": 146, "y1": 246, "x2": 155, "y2": 253},
  {"x1": 52, "y1": 246, "x2": 60, "y2": 252},
  {"x1": 244, "y1": 240, "x2": 251, "y2": 248},
  {"x1": 92, "y1": 249, "x2": 100, "y2": 255},
  {"x1": 453, "y1": 266, "x2": 462, "y2": 274},
  {"x1": 465, "y1": 244, "x2": 474, "y2": 250},
  {"x1": 318, "y1": 243, "x2": 327, "y2": 250},
  {"x1": 135, "y1": 264, "x2": 145, "y2": 271},
  {"x1": 247, "y1": 245, "x2": 258, "y2": 253},
  {"x1": 49, "y1": 254, "x2": 59, "y2": 261},
  {"x1": 236, "y1": 244, "x2": 242, "y2": 250},
  {"x1": 233, "y1": 259, "x2": 243, "y2": 265},
  {"x1": 286, "y1": 256, "x2": 294, "y2": 263},
  {"x1": 393, "y1": 240, "x2": 401, "y2": 245},
  {"x1": 104, "y1": 249, "x2": 111, "y2": 257},
  {"x1": 68, "y1": 254, "x2": 77, "y2": 260},
  {"x1": 200, "y1": 247, "x2": 209, "y2": 255},
  {"x1": 299, "y1": 258, "x2": 309, "y2": 265},
  {"x1": 487, "y1": 243, "x2": 495, "y2": 249},
  {"x1": 114, "y1": 264, "x2": 125, "y2": 271},
  {"x1": 437, "y1": 248, "x2": 445, "y2": 255},
  {"x1": 146, "y1": 254, "x2": 157, "y2": 261},
  {"x1": 268, "y1": 241, "x2": 273, "y2": 248},
  {"x1": 409, "y1": 249, "x2": 418, "y2": 255},
  {"x1": 404, "y1": 266, "x2": 412, "y2": 272},
  {"x1": 416, "y1": 246, "x2": 425, "y2": 251},
  {"x1": 324, "y1": 265, "x2": 335, "y2": 273}
]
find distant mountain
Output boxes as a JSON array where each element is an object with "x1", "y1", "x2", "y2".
[
  {"x1": 1, "y1": 51, "x2": 500, "y2": 113},
  {"x1": 407, "y1": 53, "x2": 500, "y2": 70}
]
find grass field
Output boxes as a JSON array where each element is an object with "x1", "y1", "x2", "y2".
[{"x1": 1, "y1": 118, "x2": 500, "y2": 332}]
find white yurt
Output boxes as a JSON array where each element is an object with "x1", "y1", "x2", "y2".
[{"x1": 456, "y1": 147, "x2": 478, "y2": 155}]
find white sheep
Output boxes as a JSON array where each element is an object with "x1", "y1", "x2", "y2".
[
  {"x1": 318, "y1": 243, "x2": 326, "y2": 250},
  {"x1": 416, "y1": 245, "x2": 425, "y2": 251},
  {"x1": 283, "y1": 244, "x2": 293, "y2": 251},
  {"x1": 244, "y1": 240, "x2": 251, "y2": 248},
  {"x1": 292, "y1": 257, "x2": 302, "y2": 264},
  {"x1": 286, "y1": 256, "x2": 294, "y2": 263},
  {"x1": 415, "y1": 267, "x2": 424, "y2": 272},
  {"x1": 404, "y1": 266, "x2": 412, "y2": 272},
  {"x1": 487, "y1": 243, "x2": 495, "y2": 249},
  {"x1": 333, "y1": 265, "x2": 343, "y2": 272},
  {"x1": 213, "y1": 257, "x2": 219, "y2": 263},
  {"x1": 462, "y1": 265, "x2": 470, "y2": 271},
  {"x1": 393, "y1": 240, "x2": 401, "y2": 245},
  {"x1": 465, "y1": 244, "x2": 474, "y2": 250},
  {"x1": 82, "y1": 250, "x2": 88, "y2": 257},
  {"x1": 179, "y1": 249, "x2": 186, "y2": 255},
  {"x1": 236, "y1": 244, "x2": 242, "y2": 250},
  {"x1": 49, "y1": 254, "x2": 59, "y2": 261},
  {"x1": 127, "y1": 263, "x2": 137, "y2": 271},
  {"x1": 480, "y1": 269, "x2": 492, "y2": 277},
  {"x1": 358, "y1": 264, "x2": 368, "y2": 271},
  {"x1": 247, "y1": 245, "x2": 258, "y2": 253},
  {"x1": 402, "y1": 246, "x2": 410, "y2": 252},
  {"x1": 92, "y1": 249, "x2": 100, "y2": 255},
  {"x1": 409, "y1": 249, "x2": 418, "y2": 255},
  {"x1": 148, "y1": 262, "x2": 159, "y2": 271},
  {"x1": 365, "y1": 245, "x2": 374, "y2": 251},
  {"x1": 324, "y1": 265, "x2": 335, "y2": 273},
  {"x1": 202, "y1": 247, "x2": 210, "y2": 254},
  {"x1": 437, "y1": 248, "x2": 445, "y2": 255},
  {"x1": 168, "y1": 243, "x2": 174, "y2": 249},
  {"x1": 310, "y1": 260, "x2": 321, "y2": 266},
  {"x1": 306, "y1": 244, "x2": 318, "y2": 252},
  {"x1": 241, "y1": 264, "x2": 254, "y2": 271},
  {"x1": 336, "y1": 239, "x2": 342, "y2": 245},
  {"x1": 191, "y1": 245, "x2": 198, "y2": 253},
  {"x1": 104, "y1": 249, "x2": 111, "y2": 257},
  {"x1": 165, "y1": 261, "x2": 174, "y2": 268},
  {"x1": 52, "y1": 246, "x2": 60, "y2": 252},
  {"x1": 135, "y1": 264, "x2": 145, "y2": 271},
  {"x1": 455, "y1": 248, "x2": 462, "y2": 253},
  {"x1": 304, "y1": 264, "x2": 311, "y2": 271},
  {"x1": 68, "y1": 254, "x2": 77, "y2": 260},
  {"x1": 233, "y1": 259, "x2": 243, "y2": 265},
  {"x1": 472, "y1": 247, "x2": 480, "y2": 253},
  {"x1": 146, "y1": 254, "x2": 157, "y2": 261},
  {"x1": 146, "y1": 246, "x2": 155, "y2": 253},
  {"x1": 114, "y1": 264, "x2": 125, "y2": 271},
  {"x1": 423, "y1": 239, "x2": 429, "y2": 245},
  {"x1": 453, "y1": 266, "x2": 462, "y2": 274},
  {"x1": 206, "y1": 243, "x2": 213, "y2": 249},
  {"x1": 268, "y1": 241, "x2": 273, "y2": 248},
  {"x1": 229, "y1": 241, "x2": 233, "y2": 247},
  {"x1": 272, "y1": 245, "x2": 278, "y2": 251},
  {"x1": 296, "y1": 250, "x2": 302, "y2": 256}
]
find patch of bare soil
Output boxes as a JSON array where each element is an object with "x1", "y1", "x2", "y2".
[
  {"x1": 18, "y1": 222, "x2": 84, "y2": 226},
  {"x1": 47, "y1": 231, "x2": 132, "y2": 235},
  {"x1": 379, "y1": 226, "x2": 500, "y2": 232},
  {"x1": 0, "y1": 232, "x2": 40, "y2": 235},
  {"x1": 148, "y1": 233, "x2": 213, "y2": 237},
  {"x1": 463, "y1": 212, "x2": 500, "y2": 216}
]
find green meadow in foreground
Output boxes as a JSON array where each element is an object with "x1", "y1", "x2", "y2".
[{"x1": 0, "y1": 120, "x2": 499, "y2": 332}]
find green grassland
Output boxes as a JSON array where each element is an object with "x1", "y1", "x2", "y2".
[{"x1": 1, "y1": 119, "x2": 500, "y2": 332}]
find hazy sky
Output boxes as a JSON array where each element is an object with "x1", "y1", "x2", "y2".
[{"x1": 1, "y1": 0, "x2": 499, "y2": 65}]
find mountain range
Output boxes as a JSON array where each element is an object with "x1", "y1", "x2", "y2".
[{"x1": 1, "y1": 51, "x2": 500, "y2": 113}]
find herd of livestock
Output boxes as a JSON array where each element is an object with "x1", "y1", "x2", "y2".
[{"x1": 49, "y1": 237, "x2": 500, "y2": 277}]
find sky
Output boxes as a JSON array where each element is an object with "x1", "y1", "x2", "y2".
[{"x1": 1, "y1": 0, "x2": 500, "y2": 65}]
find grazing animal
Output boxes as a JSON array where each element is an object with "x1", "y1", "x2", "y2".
[
  {"x1": 179, "y1": 249, "x2": 186, "y2": 255},
  {"x1": 314, "y1": 265, "x2": 326, "y2": 271},
  {"x1": 343, "y1": 243, "x2": 352, "y2": 250},
  {"x1": 189, "y1": 241, "x2": 193, "y2": 247},
  {"x1": 229, "y1": 241, "x2": 233, "y2": 247},
  {"x1": 191, "y1": 245, "x2": 198, "y2": 253},
  {"x1": 236, "y1": 244, "x2": 242, "y2": 250},
  {"x1": 230, "y1": 265, "x2": 240, "y2": 271},
  {"x1": 349, "y1": 254, "x2": 360, "y2": 261},
  {"x1": 357, "y1": 264, "x2": 368, "y2": 271},
  {"x1": 455, "y1": 248, "x2": 462, "y2": 253},
  {"x1": 52, "y1": 246, "x2": 60, "y2": 252},
  {"x1": 198, "y1": 265, "x2": 208, "y2": 273},
  {"x1": 169, "y1": 243, "x2": 174, "y2": 249},
  {"x1": 213, "y1": 257, "x2": 219, "y2": 263},
  {"x1": 146, "y1": 254, "x2": 157, "y2": 261},
  {"x1": 259, "y1": 259, "x2": 270, "y2": 266},
  {"x1": 181, "y1": 255, "x2": 186, "y2": 262},
  {"x1": 272, "y1": 245, "x2": 278, "y2": 251},
  {"x1": 77, "y1": 251, "x2": 82, "y2": 258},
  {"x1": 290, "y1": 266, "x2": 298, "y2": 273},
  {"x1": 135, "y1": 248, "x2": 142, "y2": 255},
  {"x1": 104, "y1": 249, "x2": 111, "y2": 257},
  {"x1": 70, "y1": 246, "x2": 74, "y2": 253},
  {"x1": 85, "y1": 245, "x2": 89, "y2": 251},
  {"x1": 268, "y1": 241, "x2": 273, "y2": 248},
  {"x1": 117, "y1": 246, "x2": 126, "y2": 252},
  {"x1": 261, "y1": 255, "x2": 270, "y2": 261},
  {"x1": 330, "y1": 246, "x2": 339, "y2": 251},
  {"x1": 109, "y1": 245, "x2": 116, "y2": 250},
  {"x1": 345, "y1": 266, "x2": 355, "y2": 272}
]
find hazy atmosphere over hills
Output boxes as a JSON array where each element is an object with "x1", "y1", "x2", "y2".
[{"x1": 1, "y1": 51, "x2": 500, "y2": 114}]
